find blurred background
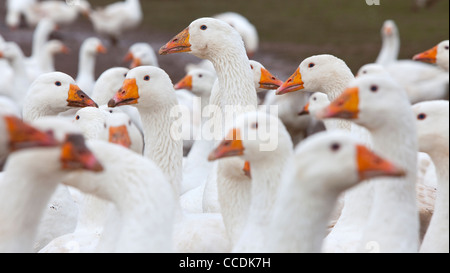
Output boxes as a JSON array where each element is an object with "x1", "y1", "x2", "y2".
[{"x1": 1, "y1": 0, "x2": 449, "y2": 82}]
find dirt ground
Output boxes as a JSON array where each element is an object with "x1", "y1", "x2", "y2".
[{"x1": 0, "y1": 0, "x2": 448, "y2": 85}]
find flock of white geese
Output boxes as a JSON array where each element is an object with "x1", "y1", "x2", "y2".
[{"x1": 0, "y1": 0, "x2": 449, "y2": 253}]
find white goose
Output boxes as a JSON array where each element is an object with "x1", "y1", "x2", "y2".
[
  {"x1": 413, "y1": 40, "x2": 449, "y2": 72},
  {"x1": 276, "y1": 54, "x2": 374, "y2": 252},
  {"x1": 5, "y1": 0, "x2": 36, "y2": 29},
  {"x1": 75, "y1": 37, "x2": 107, "y2": 96},
  {"x1": 264, "y1": 131, "x2": 405, "y2": 253},
  {"x1": 412, "y1": 100, "x2": 449, "y2": 253},
  {"x1": 208, "y1": 111, "x2": 294, "y2": 252},
  {"x1": 22, "y1": 71, "x2": 98, "y2": 122},
  {"x1": 23, "y1": 0, "x2": 91, "y2": 27},
  {"x1": 39, "y1": 114, "x2": 145, "y2": 253},
  {"x1": 0, "y1": 41, "x2": 32, "y2": 109},
  {"x1": 213, "y1": 12, "x2": 259, "y2": 58},
  {"x1": 371, "y1": 20, "x2": 449, "y2": 103},
  {"x1": 90, "y1": 67, "x2": 144, "y2": 137},
  {"x1": 318, "y1": 74, "x2": 420, "y2": 252},
  {"x1": 0, "y1": 116, "x2": 102, "y2": 253},
  {"x1": 38, "y1": 40, "x2": 70, "y2": 74},
  {"x1": 159, "y1": 18, "x2": 258, "y2": 246},
  {"x1": 88, "y1": 0, "x2": 143, "y2": 45},
  {"x1": 124, "y1": 42, "x2": 159, "y2": 68},
  {"x1": 108, "y1": 66, "x2": 231, "y2": 252},
  {"x1": 376, "y1": 19, "x2": 400, "y2": 66}
]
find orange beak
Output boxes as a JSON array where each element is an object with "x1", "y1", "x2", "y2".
[
  {"x1": 123, "y1": 51, "x2": 133, "y2": 63},
  {"x1": 108, "y1": 78, "x2": 139, "y2": 107},
  {"x1": 5, "y1": 115, "x2": 58, "y2": 152},
  {"x1": 0, "y1": 51, "x2": 3, "y2": 58},
  {"x1": 259, "y1": 67, "x2": 284, "y2": 90},
  {"x1": 298, "y1": 102, "x2": 310, "y2": 116},
  {"x1": 130, "y1": 57, "x2": 141, "y2": 69},
  {"x1": 316, "y1": 87, "x2": 359, "y2": 119},
  {"x1": 109, "y1": 125, "x2": 132, "y2": 149},
  {"x1": 159, "y1": 27, "x2": 191, "y2": 55},
  {"x1": 208, "y1": 128, "x2": 245, "y2": 161},
  {"x1": 60, "y1": 44, "x2": 70, "y2": 54},
  {"x1": 174, "y1": 74, "x2": 193, "y2": 90},
  {"x1": 413, "y1": 45, "x2": 438, "y2": 64},
  {"x1": 96, "y1": 44, "x2": 107, "y2": 54},
  {"x1": 243, "y1": 161, "x2": 251, "y2": 178},
  {"x1": 276, "y1": 67, "x2": 304, "y2": 95},
  {"x1": 67, "y1": 84, "x2": 98, "y2": 108},
  {"x1": 356, "y1": 144, "x2": 405, "y2": 181},
  {"x1": 60, "y1": 134, "x2": 103, "y2": 172}
]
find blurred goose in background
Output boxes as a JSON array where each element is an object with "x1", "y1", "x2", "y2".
[
  {"x1": 123, "y1": 42, "x2": 159, "y2": 68},
  {"x1": 412, "y1": 100, "x2": 449, "y2": 253},
  {"x1": 213, "y1": 11, "x2": 259, "y2": 58},
  {"x1": 0, "y1": 41, "x2": 33, "y2": 109},
  {"x1": 5, "y1": 0, "x2": 36, "y2": 29},
  {"x1": 87, "y1": 0, "x2": 143, "y2": 46},
  {"x1": 413, "y1": 40, "x2": 449, "y2": 71},
  {"x1": 371, "y1": 19, "x2": 449, "y2": 103},
  {"x1": 75, "y1": 37, "x2": 107, "y2": 96},
  {"x1": 38, "y1": 40, "x2": 70, "y2": 74},
  {"x1": 23, "y1": 0, "x2": 91, "y2": 27}
]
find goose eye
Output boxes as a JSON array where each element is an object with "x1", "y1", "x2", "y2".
[
  {"x1": 75, "y1": 115, "x2": 80, "y2": 120},
  {"x1": 313, "y1": 97, "x2": 317, "y2": 101},
  {"x1": 200, "y1": 25, "x2": 207, "y2": 30},
  {"x1": 124, "y1": 73, "x2": 127, "y2": 77},
  {"x1": 445, "y1": 46, "x2": 449, "y2": 50},
  {"x1": 198, "y1": 74, "x2": 203, "y2": 78},
  {"x1": 417, "y1": 113, "x2": 427, "y2": 120},
  {"x1": 363, "y1": 70, "x2": 367, "y2": 74},
  {"x1": 55, "y1": 81, "x2": 62, "y2": 86},
  {"x1": 330, "y1": 143, "x2": 340, "y2": 152},
  {"x1": 308, "y1": 63, "x2": 315, "y2": 68},
  {"x1": 109, "y1": 110, "x2": 113, "y2": 113},
  {"x1": 250, "y1": 65, "x2": 254, "y2": 70},
  {"x1": 144, "y1": 75, "x2": 150, "y2": 81},
  {"x1": 251, "y1": 123, "x2": 258, "y2": 129},
  {"x1": 104, "y1": 123, "x2": 107, "y2": 129},
  {"x1": 129, "y1": 120, "x2": 132, "y2": 126},
  {"x1": 370, "y1": 85, "x2": 378, "y2": 92}
]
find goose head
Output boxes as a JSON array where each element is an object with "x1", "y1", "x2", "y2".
[
  {"x1": 298, "y1": 92, "x2": 330, "y2": 116},
  {"x1": 0, "y1": 114, "x2": 58, "y2": 155},
  {"x1": 381, "y1": 20, "x2": 398, "y2": 40},
  {"x1": 413, "y1": 40, "x2": 449, "y2": 71},
  {"x1": 173, "y1": 68, "x2": 216, "y2": 97},
  {"x1": 290, "y1": 131, "x2": 405, "y2": 192},
  {"x1": 92, "y1": 67, "x2": 129, "y2": 105},
  {"x1": 356, "y1": 63, "x2": 391, "y2": 78},
  {"x1": 23, "y1": 72, "x2": 98, "y2": 121},
  {"x1": 208, "y1": 111, "x2": 292, "y2": 165},
  {"x1": 108, "y1": 66, "x2": 176, "y2": 109},
  {"x1": 249, "y1": 60, "x2": 283, "y2": 92},
  {"x1": 0, "y1": 41, "x2": 25, "y2": 63},
  {"x1": 45, "y1": 40, "x2": 70, "y2": 55},
  {"x1": 159, "y1": 17, "x2": 244, "y2": 60},
  {"x1": 124, "y1": 42, "x2": 158, "y2": 68},
  {"x1": 412, "y1": 100, "x2": 449, "y2": 155},
  {"x1": 81, "y1": 37, "x2": 107, "y2": 56},
  {"x1": 317, "y1": 74, "x2": 409, "y2": 131},
  {"x1": 31, "y1": 116, "x2": 104, "y2": 172},
  {"x1": 276, "y1": 54, "x2": 352, "y2": 95}
]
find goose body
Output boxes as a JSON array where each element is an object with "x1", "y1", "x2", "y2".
[
  {"x1": 412, "y1": 100, "x2": 449, "y2": 253},
  {"x1": 319, "y1": 74, "x2": 420, "y2": 252}
]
